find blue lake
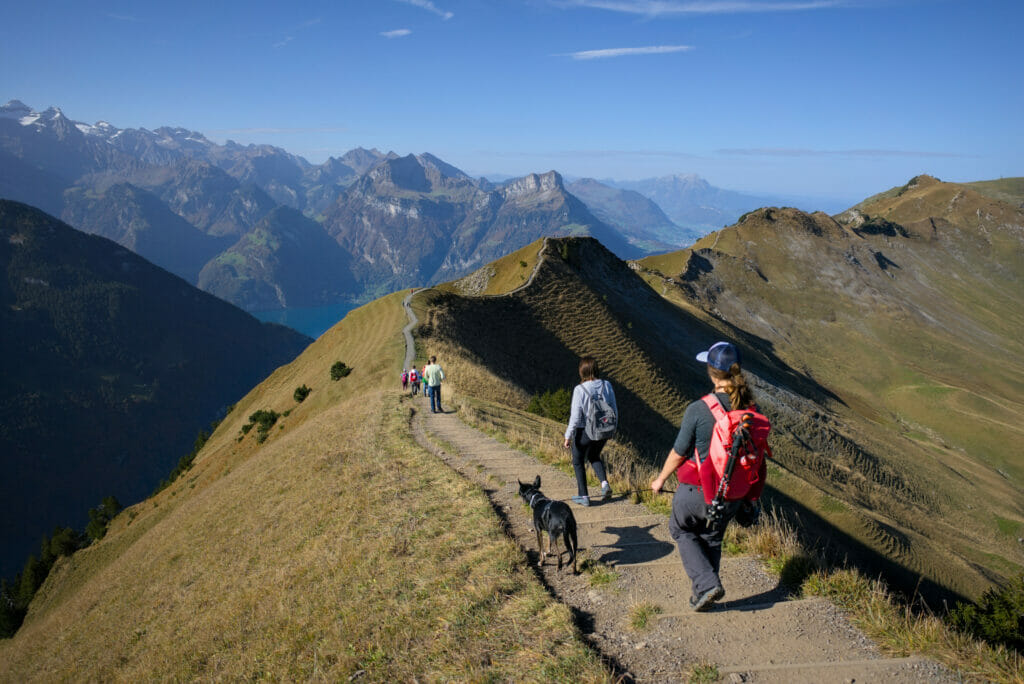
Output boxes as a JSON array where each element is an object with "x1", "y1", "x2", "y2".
[{"x1": 251, "y1": 302, "x2": 358, "y2": 339}]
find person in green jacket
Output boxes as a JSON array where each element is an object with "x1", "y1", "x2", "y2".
[{"x1": 424, "y1": 356, "x2": 446, "y2": 413}]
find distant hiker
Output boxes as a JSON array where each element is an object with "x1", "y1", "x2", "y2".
[
  {"x1": 401, "y1": 369, "x2": 409, "y2": 391},
  {"x1": 421, "y1": 364, "x2": 428, "y2": 396},
  {"x1": 409, "y1": 366, "x2": 419, "y2": 395},
  {"x1": 424, "y1": 356, "x2": 446, "y2": 413},
  {"x1": 651, "y1": 341, "x2": 770, "y2": 612},
  {"x1": 563, "y1": 357, "x2": 616, "y2": 507}
]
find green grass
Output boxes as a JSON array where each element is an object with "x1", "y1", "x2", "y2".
[
  {"x1": 686, "y1": 662, "x2": 720, "y2": 683},
  {"x1": 995, "y1": 517, "x2": 1022, "y2": 538},
  {"x1": 629, "y1": 601, "x2": 663, "y2": 630},
  {"x1": 580, "y1": 558, "x2": 618, "y2": 588}
]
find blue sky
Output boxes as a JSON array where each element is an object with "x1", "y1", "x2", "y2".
[{"x1": 3, "y1": 0, "x2": 1021, "y2": 201}]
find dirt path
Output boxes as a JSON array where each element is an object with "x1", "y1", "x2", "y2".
[{"x1": 401, "y1": 305, "x2": 953, "y2": 682}]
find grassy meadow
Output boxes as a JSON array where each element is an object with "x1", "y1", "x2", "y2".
[{"x1": 0, "y1": 292, "x2": 609, "y2": 682}]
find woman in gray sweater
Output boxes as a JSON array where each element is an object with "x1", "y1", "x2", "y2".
[{"x1": 563, "y1": 357, "x2": 616, "y2": 506}]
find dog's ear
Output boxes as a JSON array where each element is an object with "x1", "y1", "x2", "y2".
[{"x1": 533, "y1": 475, "x2": 541, "y2": 489}]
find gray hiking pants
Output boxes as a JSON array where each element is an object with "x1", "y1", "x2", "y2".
[{"x1": 669, "y1": 484, "x2": 739, "y2": 597}]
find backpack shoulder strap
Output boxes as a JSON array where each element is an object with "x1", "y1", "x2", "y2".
[{"x1": 701, "y1": 393, "x2": 727, "y2": 420}]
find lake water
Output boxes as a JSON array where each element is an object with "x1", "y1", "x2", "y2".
[{"x1": 251, "y1": 302, "x2": 357, "y2": 339}]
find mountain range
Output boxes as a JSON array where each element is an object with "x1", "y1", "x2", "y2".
[{"x1": 2, "y1": 100, "x2": 795, "y2": 314}]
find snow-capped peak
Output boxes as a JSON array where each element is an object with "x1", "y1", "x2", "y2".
[{"x1": 0, "y1": 100, "x2": 33, "y2": 120}]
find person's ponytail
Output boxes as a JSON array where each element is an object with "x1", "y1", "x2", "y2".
[{"x1": 709, "y1": 363, "x2": 754, "y2": 410}]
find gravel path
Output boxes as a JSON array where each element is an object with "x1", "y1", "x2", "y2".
[{"x1": 409, "y1": 406, "x2": 954, "y2": 683}]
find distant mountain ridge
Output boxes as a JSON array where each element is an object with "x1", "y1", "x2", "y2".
[
  {"x1": 1, "y1": 101, "x2": 663, "y2": 310},
  {"x1": 609, "y1": 173, "x2": 777, "y2": 232}
]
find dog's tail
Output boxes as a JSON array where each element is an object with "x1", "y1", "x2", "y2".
[{"x1": 564, "y1": 517, "x2": 578, "y2": 574}]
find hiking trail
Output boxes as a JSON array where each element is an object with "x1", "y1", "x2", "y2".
[{"x1": 400, "y1": 297, "x2": 953, "y2": 682}]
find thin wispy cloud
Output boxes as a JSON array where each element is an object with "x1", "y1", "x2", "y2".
[
  {"x1": 396, "y1": 0, "x2": 454, "y2": 20},
  {"x1": 719, "y1": 147, "x2": 971, "y2": 158},
  {"x1": 272, "y1": 17, "x2": 321, "y2": 49},
  {"x1": 559, "y1": 45, "x2": 694, "y2": 59},
  {"x1": 556, "y1": 0, "x2": 844, "y2": 16},
  {"x1": 381, "y1": 29, "x2": 413, "y2": 38}
]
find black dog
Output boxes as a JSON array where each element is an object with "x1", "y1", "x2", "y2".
[{"x1": 518, "y1": 476, "x2": 578, "y2": 573}]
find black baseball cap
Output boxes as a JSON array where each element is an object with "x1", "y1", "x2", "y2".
[{"x1": 696, "y1": 341, "x2": 741, "y2": 371}]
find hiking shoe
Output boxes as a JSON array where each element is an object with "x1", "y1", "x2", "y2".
[
  {"x1": 571, "y1": 495, "x2": 590, "y2": 507},
  {"x1": 601, "y1": 482, "x2": 612, "y2": 500},
  {"x1": 689, "y1": 585, "x2": 725, "y2": 612}
]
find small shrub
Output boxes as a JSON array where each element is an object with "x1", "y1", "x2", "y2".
[
  {"x1": 948, "y1": 573, "x2": 1024, "y2": 654},
  {"x1": 331, "y1": 361, "x2": 352, "y2": 380},
  {"x1": 519, "y1": 260, "x2": 527, "y2": 267},
  {"x1": 526, "y1": 387, "x2": 572, "y2": 424},
  {"x1": 86, "y1": 496, "x2": 122, "y2": 542},
  {"x1": 293, "y1": 384, "x2": 311, "y2": 402},
  {"x1": 244, "y1": 409, "x2": 281, "y2": 444}
]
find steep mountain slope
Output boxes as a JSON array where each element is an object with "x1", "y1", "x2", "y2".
[
  {"x1": 567, "y1": 177, "x2": 697, "y2": 248},
  {"x1": 632, "y1": 176, "x2": 1024, "y2": 596},
  {"x1": 0, "y1": 291, "x2": 605, "y2": 682},
  {"x1": 0, "y1": 201, "x2": 310, "y2": 578},
  {"x1": 61, "y1": 182, "x2": 228, "y2": 282},
  {"x1": 197, "y1": 206, "x2": 356, "y2": 310}
]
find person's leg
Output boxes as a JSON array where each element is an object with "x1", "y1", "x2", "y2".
[
  {"x1": 433, "y1": 385, "x2": 442, "y2": 412},
  {"x1": 569, "y1": 429, "x2": 589, "y2": 499},
  {"x1": 584, "y1": 439, "x2": 612, "y2": 498},
  {"x1": 586, "y1": 439, "x2": 608, "y2": 482},
  {"x1": 668, "y1": 485, "x2": 722, "y2": 597}
]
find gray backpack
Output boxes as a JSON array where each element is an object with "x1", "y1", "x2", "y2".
[{"x1": 585, "y1": 382, "x2": 617, "y2": 441}]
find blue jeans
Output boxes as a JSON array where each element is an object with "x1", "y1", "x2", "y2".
[{"x1": 428, "y1": 385, "x2": 442, "y2": 412}]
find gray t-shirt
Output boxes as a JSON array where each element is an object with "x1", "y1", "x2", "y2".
[{"x1": 673, "y1": 392, "x2": 732, "y2": 462}]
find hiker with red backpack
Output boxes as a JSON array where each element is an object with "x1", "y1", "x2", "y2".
[
  {"x1": 651, "y1": 341, "x2": 772, "y2": 612},
  {"x1": 408, "y1": 366, "x2": 419, "y2": 395}
]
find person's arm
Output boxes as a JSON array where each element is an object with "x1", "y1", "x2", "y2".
[
  {"x1": 651, "y1": 448, "x2": 685, "y2": 493},
  {"x1": 651, "y1": 402, "x2": 700, "y2": 492},
  {"x1": 563, "y1": 385, "x2": 584, "y2": 447}
]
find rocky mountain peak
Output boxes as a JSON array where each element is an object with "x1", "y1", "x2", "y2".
[
  {"x1": 368, "y1": 154, "x2": 431, "y2": 193},
  {"x1": 0, "y1": 100, "x2": 32, "y2": 119},
  {"x1": 502, "y1": 170, "x2": 563, "y2": 199}
]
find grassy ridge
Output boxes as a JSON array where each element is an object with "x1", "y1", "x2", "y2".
[
  {"x1": 632, "y1": 186, "x2": 1024, "y2": 601},
  {"x1": 0, "y1": 292, "x2": 609, "y2": 681}
]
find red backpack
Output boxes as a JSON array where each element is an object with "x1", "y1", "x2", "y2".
[{"x1": 695, "y1": 394, "x2": 772, "y2": 505}]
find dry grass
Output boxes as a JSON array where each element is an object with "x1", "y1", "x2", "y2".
[
  {"x1": 0, "y1": 291, "x2": 611, "y2": 683},
  {"x1": 725, "y1": 507, "x2": 1023, "y2": 684}
]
